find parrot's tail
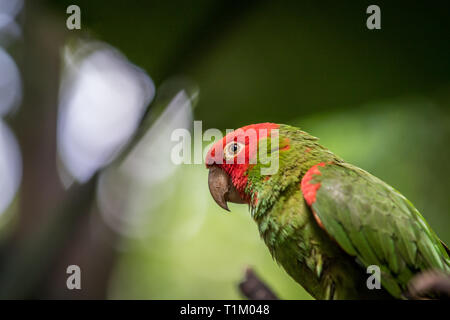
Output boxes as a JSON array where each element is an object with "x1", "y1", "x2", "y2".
[{"x1": 441, "y1": 240, "x2": 450, "y2": 256}]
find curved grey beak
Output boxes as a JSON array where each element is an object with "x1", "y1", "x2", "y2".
[{"x1": 208, "y1": 166, "x2": 246, "y2": 211}]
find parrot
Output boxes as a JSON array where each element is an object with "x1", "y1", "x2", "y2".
[{"x1": 205, "y1": 123, "x2": 450, "y2": 299}]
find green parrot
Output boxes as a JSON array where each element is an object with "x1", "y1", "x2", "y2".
[{"x1": 205, "y1": 123, "x2": 450, "y2": 299}]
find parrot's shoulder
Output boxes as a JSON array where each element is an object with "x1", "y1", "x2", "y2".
[{"x1": 300, "y1": 161, "x2": 450, "y2": 297}]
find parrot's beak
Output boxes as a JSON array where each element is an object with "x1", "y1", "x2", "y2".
[{"x1": 208, "y1": 166, "x2": 246, "y2": 211}]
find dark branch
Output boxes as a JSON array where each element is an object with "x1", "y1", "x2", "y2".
[
  {"x1": 238, "y1": 267, "x2": 279, "y2": 300},
  {"x1": 406, "y1": 269, "x2": 450, "y2": 300}
]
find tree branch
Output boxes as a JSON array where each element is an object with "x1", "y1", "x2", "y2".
[
  {"x1": 238, "y1": 267, "x2": 279, "y2": 300},
  {"x1": 406, "y1": 269, "x2": 450, "y2": 300}
]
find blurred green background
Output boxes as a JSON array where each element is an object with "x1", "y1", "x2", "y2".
[{"x1": 0, "y1": 0, "x2": 448, "y2": 299}]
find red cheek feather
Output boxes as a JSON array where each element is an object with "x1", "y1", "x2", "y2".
[{"x1": 222, "y1": 164, "x2": 251, "y2": 195}]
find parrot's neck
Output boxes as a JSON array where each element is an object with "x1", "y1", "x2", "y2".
[{"x1": 244, "y1": 126, "x2": 342, "y2": 219}]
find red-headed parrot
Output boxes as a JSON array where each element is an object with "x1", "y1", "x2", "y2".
[{"x1": 205, "y1": 123, "x2": 450, "y2": 299}]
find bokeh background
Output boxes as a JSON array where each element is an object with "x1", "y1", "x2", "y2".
[{"x1": 0, "y1": 0, "x2": 449, "y2": 299}]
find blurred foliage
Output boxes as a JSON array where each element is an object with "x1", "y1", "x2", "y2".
[
  {"x1": 46, "y1": 0, "x2": 450, "y2": 129},
  {"x1": 107, "y1": 164, "x2": 312, "y2": 299}
]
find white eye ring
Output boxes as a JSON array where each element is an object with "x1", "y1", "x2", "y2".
[{"x1": 224, "y1": 141, "x2": 244, "y2": 160}]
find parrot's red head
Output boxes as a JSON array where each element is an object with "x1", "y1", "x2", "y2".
[{"x1": 205, "y1": 123, "x2": 280, "y2": 211}]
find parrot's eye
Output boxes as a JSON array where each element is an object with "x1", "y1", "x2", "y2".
[{"x1": 224, "y1": 141, "x2": 244, "y2": 160}]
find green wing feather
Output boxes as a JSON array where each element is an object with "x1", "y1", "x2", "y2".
[{"x1": 305, "y1": 163, "x2": 450, "y2": 298}]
